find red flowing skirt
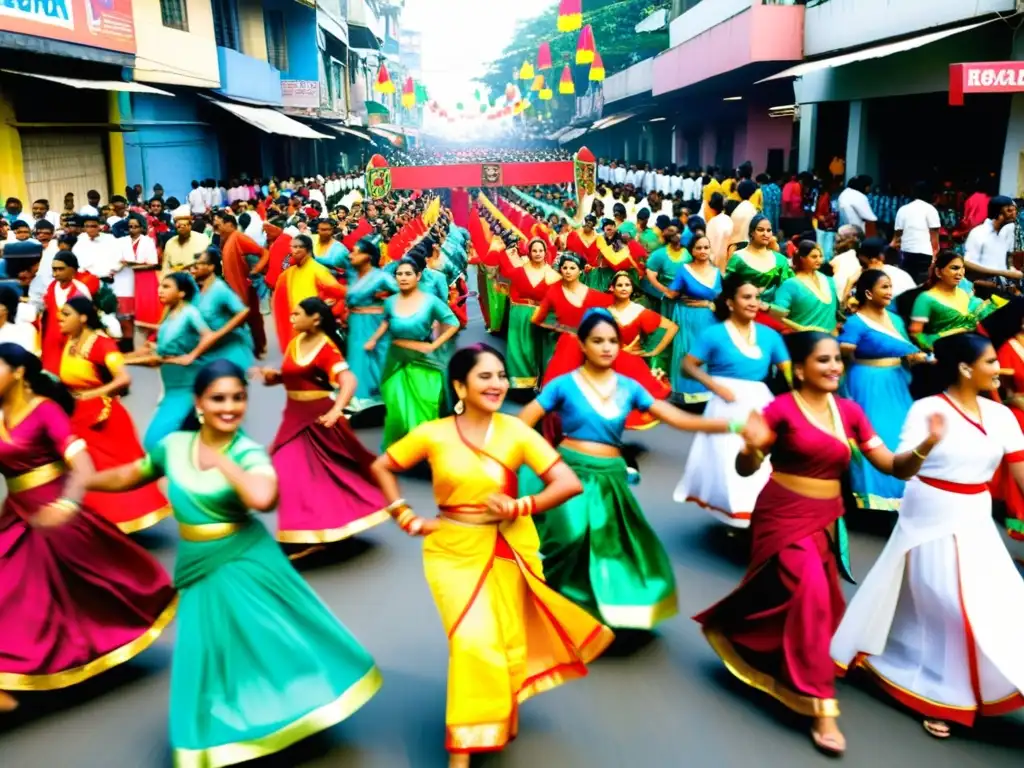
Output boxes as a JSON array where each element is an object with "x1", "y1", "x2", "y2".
[
  {"x1": 541, "y1": 333, "x2": 670, "y2": 429},
  {"x1": 74, "y1": 397, "x2": 170, "y2": 533},
  {"x1": 992, "y1": 405, "x2": 1024, "y2": 541},
  {"x1": 270, "y1": 397, "x2": 389, "y2": 544},
  {"x1": 0, "y1": 476, "x2": 177, "y2": 689},
  {"x1": 694, "y1": 480, "x2": 845, "y2": 714},
  {"x1": 134, "y1": 270, "x2": 163, "y2": 326}
]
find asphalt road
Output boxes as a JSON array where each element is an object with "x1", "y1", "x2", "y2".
[{"x1": 2, "y1": 280, "x2": 1023, "y2": 768}]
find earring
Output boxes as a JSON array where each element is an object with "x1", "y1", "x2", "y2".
[
  {"x1": 454, "y1": 399, "x2": 465, "y2": 415},
  {"x1": 195, "y1": 409, "x2": 205, "y2": 425}
]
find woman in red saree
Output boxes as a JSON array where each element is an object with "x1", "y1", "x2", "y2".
[
  {"x1": 0, "y1": 343, "x2": 176, "y2": 712},
  {"x1": 370, "y1": 344, "x2": 612, "y2": 768},
  {"x1": 564, "y1": 215, "x2": 600, "y2": 265},
  {"x1": 41, "y1": 253, "x2": 95, "y2": 374},
  {"x1": 58, "y1": 297, "x2": 169, "y2": 533},
  {"x1": 696, "y1": 331, "x2": 940, "y2": 756}
]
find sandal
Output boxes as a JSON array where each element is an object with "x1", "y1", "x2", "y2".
[
  {"x1": 811, "y1": 728, "x2": 846, "y2": 757},
  {"x1": 923, "y1": 719, "x2": 951, "y2": 739}
]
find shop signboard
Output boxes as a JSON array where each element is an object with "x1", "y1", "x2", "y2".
[
  {"x1": 0, "y1": 0, "x2": 135, "y2": 54},
  {"x1": 282, "y1": 79, "x2": 320, "y2": 109},
  {"x1": 950, "y1": 61, "x2": 1024, "y2": 106}
]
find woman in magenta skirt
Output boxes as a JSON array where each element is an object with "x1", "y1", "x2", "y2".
[
  {"x1": 258, "y1": 298, "x2": 388, "y2": 553},
  {"x1": 0, "y1": 343, "x2": 176, "y2": 710},
  {"x1": 694, "y1": 331, "x2": 941, "y2": 756}
]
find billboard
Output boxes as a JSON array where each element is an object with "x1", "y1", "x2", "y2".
[
  {"x1": 0, "y1": 0, "x2": 136, "y2": 55},
  {"x1": 950, "y1": 62, "x2": 1024, "y2": 106}
]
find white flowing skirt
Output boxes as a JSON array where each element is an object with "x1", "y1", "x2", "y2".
[
  {"x1": 673, "y1": 378, "x2": 773, "y2": 529},
  {"x1": 832, "y1": 479, "x2": 1024, "y2": 724}
]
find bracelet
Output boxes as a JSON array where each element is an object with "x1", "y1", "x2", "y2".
[
  {"x1": 912, "y1": 447, "x2": 930, "y2": 460},
  {"x1": 385, "y1": 498, "x2": 408, "y2": 515},
  {"x1": 395, "y1": 509, "x2": 417, "y2": 530},
  {"x1": 53, "y1": 498, "x2": 80, "y2": 513},
  {"x1": 513, "y1": 496, "x2": 536, "y2": 518},
  {"x1": 728, "y1": 419, "x2": 746, "y2": 434}
]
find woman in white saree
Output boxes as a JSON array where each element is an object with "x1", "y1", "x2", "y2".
[{"x1": 832, "y1": 333, "x2": 1024, "y2": 738}]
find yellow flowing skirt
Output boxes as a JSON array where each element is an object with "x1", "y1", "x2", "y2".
[{"x1": 423, "y1": 517, "x2": 614, "y2": 754}]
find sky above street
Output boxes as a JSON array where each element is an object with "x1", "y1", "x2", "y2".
[{"x1": 403, "y1": 0, "x2": 554, "y2": 105}]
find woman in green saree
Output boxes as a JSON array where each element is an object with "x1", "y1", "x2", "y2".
[
  {"x1": 772, "y1": 240, "x2": 841, "y2": 334},
  {"x1": 86, "y1": 360, "x2": 381, "y2": 768},
  {"x1": 909, "y1": 251, "x2": 996, "y2": 351},
  {"x1": 725, "y1": 214, "x2": 793, "y2": 333}
]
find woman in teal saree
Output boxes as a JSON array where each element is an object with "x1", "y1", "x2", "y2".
[{"x1": 87, "y1": 360, "x2": 381, "y2": 767}]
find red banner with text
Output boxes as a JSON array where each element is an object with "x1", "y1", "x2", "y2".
[
  {"x1": 949, "y1": 61, "x2": 1024, "y2": 106},
  {"x1": 0, "y1": 0, "x2": 135, "y2": 55}
]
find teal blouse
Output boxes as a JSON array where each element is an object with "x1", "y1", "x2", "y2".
[
  {"x1": 196, "y1": 277, "x2": 253, "y2": 348},
  {"x1": 347, "y1": 268, "x2": 399, "y2": 309},
  {"x1": 157, "y1": 303, "x2": 210, "y2": 358},
  {"x1": 384, "y1": 293, "x2": 458, "y2": 341}
]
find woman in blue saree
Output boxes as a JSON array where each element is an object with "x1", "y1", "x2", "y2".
[
  {"x1": 838, "y1": 270, "x2": 923, "y2": 511},
  {"x1": 191, "y1": 247, "x2": 255, "y2": 372},
  {"x1": 87, "y1": 360, "x2": 381, "y2": 767},
  {"x1": 346, "y1": 238, "x2": 398, "y2": 410},
  {"x1": 667, "y1": 234, "x2": 721, "y2": 403}
]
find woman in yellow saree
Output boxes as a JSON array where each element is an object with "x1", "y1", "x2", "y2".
[{"x1": 371, "y1": 343, "x2": 614, "y2": 768}]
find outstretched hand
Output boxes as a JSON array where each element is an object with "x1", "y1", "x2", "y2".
[
  {"x1": 926, "y1": 412, "x2": 946, "y2": 445},
  {"x1": 740, "y1": 410, "x2": 773, "y2": 451}
]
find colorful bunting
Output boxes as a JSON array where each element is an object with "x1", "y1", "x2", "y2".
[
  {"x1": 575, "y1": 24, "x2": 595, "y2": 65},
  {"x1": 539, "y1": 88, "x2": 553, "y2": 101},
  {"x1": 557, "y1": 0, "x2": 582, "y2": 33},
  {"x1": 536, "y1": 41, "x2": 553, "y2": 71},
  {"x1": 374, "y1": 63, "x2": 395, "y2": 94},
  {"x1": 589, "y1": 51, "x2": 605, "y2": 82},
  {"x1": 519, "y1": 60, "x2": 535, "y2": 81},
  {"x1": 530, "y1": 75, "x2": 545, "y2": 92},
  {"x1": 401, "y1": 77, "x2": 416, "y2": 108},
  {"x1": 558, "y1": 65, "x2": 575, "y2": 95}
]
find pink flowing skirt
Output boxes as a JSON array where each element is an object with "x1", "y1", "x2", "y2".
[
  {"x1": 0, "y1": 477, "x2": 177, "y2": 690},
  {"x1": 134, "y1": 269, "x2": 163, "y2": 326},
  {"x1": 270, "y1": 397, "x2": 389, "y2": 544}
]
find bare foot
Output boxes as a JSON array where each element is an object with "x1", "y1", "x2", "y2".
[
  {"x1": 923, "y1": 719, "x2": 951, "y2": 739},
  {"x1": 0, "y1": 691, "x2": 18, "y2": 712},
  {"x1": 448, "y1": 754, "x2": 470, "y2": 768},
  {"x1": 811, "y1": 716, "x2": 846, "y2": 756}
]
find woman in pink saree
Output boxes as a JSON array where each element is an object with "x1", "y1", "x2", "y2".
[
  {"x1": 694, "y1": 331, "x2": 943, "y2": 756},
  {"x1": 0, "y1": 343, "x2": 176, "y2": 711}
]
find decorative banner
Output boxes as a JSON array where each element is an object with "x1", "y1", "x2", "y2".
[
  {"x1": 574, "y1": 146, "x2": 596, "y2": 195},
  {"x1": 428, "y1": 99, "x2": 531, "y2": 122},
  {"x1": 401, "y1": 77, "x2": 416, "y2": 108},
  {"x1": 374, "y1": 63, "x2": 395, "y2": 94},
  {"x1": 557, "y1": 0, "x2": 582, "y2": 32},
  {"x1": 576, "y1": 24, "x2": 595, "y2": 65},
  {"x1": 365, "y1": 155, "x2": 392, "y2": 200},
  {"x1": 481, "y1": 164, "x2": 503, "y2": 187},
  {"x1": 590, "y1": 52, "x2": 606, "y2": 82},
  {"x1": 0, "y1": 0, "x2": 136, "y2": 54},
  {"x1": 537, "y1": 42, "x2": 553, "y2": 71},
  {"x1": 949, "y1": 61, "x2": 1024, "y2": 106},
  {"x1": 559, "y1": 65, "x2": 575, "y2": 95}
]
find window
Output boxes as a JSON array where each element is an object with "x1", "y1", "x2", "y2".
[
  {"x1": 212, "y1": 0, "x2": 239, "y2": 51},
  {"x1": 265, "y1": 11, "x2": 289, "y2": 72},
  {"x1": 159, "y1": 0, "x2": 189, "y2": 31}
]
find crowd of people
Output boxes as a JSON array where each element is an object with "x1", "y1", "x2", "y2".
[
  {"x1": 0, "y1": 148, "x2": 1023, "y2": 768},
  {"x1": 388, "y1": 146, "x2": 572, "y2": 166}
]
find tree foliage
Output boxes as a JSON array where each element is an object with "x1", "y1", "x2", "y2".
[{"x1": 478, "y1": 0, "x2": 670, "y2": 104}]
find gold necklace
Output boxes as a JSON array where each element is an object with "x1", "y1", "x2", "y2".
[
  {"x1": 793, "y1": 391, "x2": 838, "y2": 435},
  {"x1": 578, "y1": 368, "x2": 617, "y2": 402},
  {"x1": 727, "y1": 319, "x2": 756, "y2": 346}
]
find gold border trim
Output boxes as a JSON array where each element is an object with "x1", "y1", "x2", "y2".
[
  {"x1": 0, "y1": 594, "x2": 179, "y2": 691},
  {"x1": 599, "y1": 592, "x2": 678, "y2": 629},
  {"x1": 6, "y1": 461, "x2": 65, "y2": 494},
  {"x1": 179, "y1": 521, "x2": 248, "y2": 542},
  {"x1": 277, "y1": 509, "x2": 390, "y2": 545},
  {"x1": 173, "y1": 666, "x2": 382, "y2": 768},
  {"x1": 703, "y1": 627, "x2": 839, "y2": 718},
  {"x1": 118, "y1": 504, "x2": 173, "y2": 534}
]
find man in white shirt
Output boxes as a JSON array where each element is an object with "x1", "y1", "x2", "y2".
[
  {"x1": 729, "y1": 179, "x2": 759, "y2": 246},
  {"x1": 705, "y1": 192, "x2": 733, "y2": 270},
  {"x1": 839, "y1": 237, "x2": 916, "y2": 304},
  {"x1": 893, "y1": 182, "x2": 941, "y2": 284},
  {"x1": 72, "y1": 215, "x2": 119, "y2": 278},
  {"x1": 187, "y1": 180, "x2": 207, "y2": 215},
  {"x1": 613, "y1": 163, "x2": 627, "y2": 185},
  {"x1": 963, "y1": 194, "x2": 1021, "y2": 280},
  {"x1": 829, "y1": 224, "x2": 865, "y2": 299},
  {"x1": 837, "y1": 176, "x2": 877, "y2": 236},
  {"x1": 30, "y1": 199, "x2": 61, "y2": 228}
]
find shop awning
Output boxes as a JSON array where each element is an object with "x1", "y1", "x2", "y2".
[
  {"x1": 330, "y1": 125, "x2": 372, "y2": 141},
  {"x1": 349, "y1": 24, "x2": 381, "y2": 51},
  {"x1": 758, "y1": 19, "x2": 995, "y2": 83},
  {"x1": 558, "y1": 127, "x2": 588, "y2": 145},
  {"x1": 592, "y1": 112, "x2": 635, "y2": 130},
  {"x1": 2, "y1": 69, "x2": 173, "y2": 95},
  {"x1": 205, "y1": 98, "x2": 333, "y2": 139}
]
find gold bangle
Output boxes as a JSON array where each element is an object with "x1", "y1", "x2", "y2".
[
  {"x1": 386, "y1": 498, "x2": 407, "y2": 514},
  {"x1": 54, "y1": 498, "x2": 80, "y2": 513},
  {"x1": 396, "y1": 509, "x2": 416, "y2": 528},
  {"x1": 912, "y1": 448, "x2": 929, "y2": 460}
]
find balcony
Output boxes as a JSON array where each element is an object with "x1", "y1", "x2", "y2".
[
  {"x1": 216, "y1": 46, "x2": 283, "y2": 105},
  {"x1": 348, "y1": 0, "x2": 384, "y2": 50},
  {"x1": 654, "y1": 0, "x2": 804, "y2": 96}
]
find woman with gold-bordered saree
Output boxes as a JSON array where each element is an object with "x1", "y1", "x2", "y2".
[{"x1": 382, "y1": 413, "x2": 613, "y2": 758}]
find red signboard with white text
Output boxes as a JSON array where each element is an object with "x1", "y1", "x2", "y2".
[
  {"x1": 0, "y1": 0, "x2": 135, "y2": 55},
  {"x1": 950, "y1": 62, "x2": 1024, "y2": 106}
]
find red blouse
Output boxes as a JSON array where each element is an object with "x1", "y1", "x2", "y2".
[
  {"x1": 565, "y1": 230, "x2": 599, "y2": 266},
  {"x1": 498, "y1": 250, "x2": 559, "y2": 304},
  {"x1": 282, "y1": 334, "x2": 348, "y2": 393},
  {"x1": 532, "y1": 283, "x2": 613, "y2": 330},
  {"x1": 763, "y1": 393, "x2": 880, "y2": 480},
  {"x1": 611, "y1": 304, "x2": 662, "y2": 348}
]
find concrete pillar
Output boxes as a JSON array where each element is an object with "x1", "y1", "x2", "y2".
[
  {"x1": 107, "y1": 92, "x2": 128, "y2": 197},
  {"x1": 0, "y1": 86, "x2": 26, "y2": 203},
  {"x1": 1000, "y1": 94, "x2": 1024, "y2": 196},
  {"x1": 797, "y1": 102, "x2": 817, "y2": 172},
  {"x1": 623, "y1": 136, "x2": 629, "y2": 163},
  {"x1": 845, "y1": 100, "x2": 869, "y2": 179},
  {"x1": 671, "y1": 124, "x2": 678, "y2": 166}
]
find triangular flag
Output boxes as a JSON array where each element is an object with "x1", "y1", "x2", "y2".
[
  {"x1": 537, "y1": 42, "x2": 553, "y2": 71},
  {"x1": 589, "y1": 52, "x2": 605, "y2": 82},
  {"x1": 519, "y1": 60, "x2": 535, "y2": 81},
  {"x1": 530, "y1": 75, "x2": 544, "y2": 92},
  {"x1": 558, "y1": 65, "x2": 575, "y2": 95},
  {"x1": 401, "y1": 77, "x2": 416, "y2": 108},
  {"x1": 576, "y1": 24, "x2": 595, "y2": 65},
  {"x1": 557, "y1": 0, "x2": 582, "y2": 32},
  {"x1": 374, "y1": 63, "x2": 395, "y2": 94}
]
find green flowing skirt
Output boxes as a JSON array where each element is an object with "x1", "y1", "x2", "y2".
[
  {"x1": 171, "y1": 522, "x2": 381, "y2": 767},
  {"x1": 380, "y1": 346, "x2": 447, "y2": 452},
  {"x1": 486, "y1": 278, "x2": 509, "y2": 334},
  {"x1": 507, "y1": 302, "x2": 544, "y2": 389},
  {"x1": 522, "y1": 446, "x2": 678, "y2": 629}
]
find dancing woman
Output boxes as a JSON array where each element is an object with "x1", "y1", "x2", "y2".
[
  {"x1": 41, "y1": 252, "x2": 93, "y2": 373},
  {"x1": 838, "y1": 270, "x2": 922, "y2": 511},
  {"x1": 191, "y1": 247, "x2": 255, "y2": 372},
  {"x1": 260, "y1": 298, "x2": 388, "y2": 547},
  {"x1": 666, "y1": 234, "x2": 721, "y2": 403},
  {"x1": 0, "y1": 343, "x2": 176, "y2": 713},
  {"x1": 365, "y1": 257, "x2": 460, "y2": 451},
  {"x1": 697, "y1": 332, "x2": 937, "y2": 756},
  {"x1": 499, "y1": 237, "x2": 559, "y2": 389},
  {"x1": 833, "y1": 333, "x2": 1024, "y2": 740},
  {"x1": 520, "y1": 309, "x2": 751, "y2": 630},
  {"x1": 370, "y1": 344, "x2": 613, "y2": 767},
  {"x1": 772, "y1": 240, "x2": 841, "y2": 333},
  {"x1": 985, "y1": 298, "x2": 1024, "y2": 539},
  {"x1": 725, "y1": 215, "x2": 793, "y2": 332},
  {"x1": 87, "y1": 360, "x2": 381, "y2": 766},
  {"x1": 533, "y1": 252, "x2": 612, "y2": 386},
  {"x1": 909, "y1": 250, "x2": 995, "y2": 351},
  {"x1": 57, "y1": 296, "x2": 170, "y2": 533},
  {"x1": 674, "y1": 274, "x2": 791, "y2": 527},
  {"x1": 345, "y1": 238, "x2": 398, "y2": 409}
]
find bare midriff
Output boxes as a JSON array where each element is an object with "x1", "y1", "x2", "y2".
[
  {"x1": 772, "y1": 472, "x2": 841, "y2": 499},
  {"x1": 561, "y1": 437, "x2": 621, "y2": 457}
]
